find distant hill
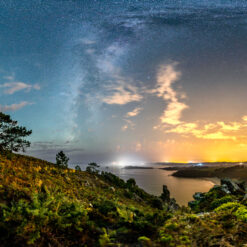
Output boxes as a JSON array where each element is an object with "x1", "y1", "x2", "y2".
[{"x1": 172, "y1": 165, "x2": 247, "y2": 180}]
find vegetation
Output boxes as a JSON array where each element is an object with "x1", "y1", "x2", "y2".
[
  {"x1": 0, "y1": 110, "x2": 247, "y2": 246},
  {"x1": 0, "y1": 112, "x2": 32, "y2": 153},
  {"x1": 1, "y1": 152, "x2": 247, "y2": 246},
  {"x1": 55, "y1": 151, "x2": 69, "y2": 168}
]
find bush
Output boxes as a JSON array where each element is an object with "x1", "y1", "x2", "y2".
[
  {"x1": 0, "y1": 190, "x2": 88, "y2": 245},
  {"x1": 94, "y1": 200, "x2": 117, "y2": 215},
  {"x1": 210, "y1": 196, "x2": 234, "y2": 210},
  {"x1": 235, "y1": 206, "x2": 247, "y2": 222},
  {"x1": 215, "y1": 202, "x2": 242, "y2": 212}
]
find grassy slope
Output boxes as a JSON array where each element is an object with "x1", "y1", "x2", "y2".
[
  {"x1": 1, "y1": 153, "x2": 247, "y2": 246},
  {"x1": 0, "y1": 153, "x2": 171, "y2": 246}
]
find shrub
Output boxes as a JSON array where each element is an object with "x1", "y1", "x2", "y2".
[
  {"x1": 210, "y1": 195, "x2": 234, "y2": 210},
  {"x1": 75, "y1": 165, "x2": 81, "y2": 171},
  {"x1": 94, "y1": 200, "x2": 117, "y2": 215},
  {"x1": 215, "y1": 202, "x2": 242, "y2": 212},
  {"x1": 235, "y1": 206, "x2": 247, "y2": 222},
  {"x1": 126, "y1": 178, "x2": 136, "y2": 188},
  {"x1": 0, "y1": 190, "x2": 88, "y2": 245},
  {"x1": 138, "y1": 236, "x2": 152, "y2": 246}
]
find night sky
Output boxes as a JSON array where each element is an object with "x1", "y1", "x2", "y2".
[{"x1": 1, "y1": 0, "x2": 247, "y2": 164}]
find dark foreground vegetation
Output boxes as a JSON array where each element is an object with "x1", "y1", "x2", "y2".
[{"x1": 1, "y1": 153, "x2": 247, "y2": 246}]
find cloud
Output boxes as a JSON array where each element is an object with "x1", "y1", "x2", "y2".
[
  {"x1": 200, "y1": 131, "x2": 236, "y2": 140},
  {"x1": 0, "y1": 101, "x2": 33, "y2": 112},
  {"x1": 121, "y1": 119, "x2": 135, "y2": 131},
  {"x1": 0, "y1": 82, "x2": 40, "y2": 94},
  {"x1": 166, "y1": 119, "x2": 247, "y2": 141},
  {"x1": 103, "y1": 84, "x2": 142, "y2": 105},
  {"x1": 125, "y1": 107, "x2": 142, "y2": 117},
  {"x1": 151, "y1": 64, "x2": 245, "y2": 141},
  {"x1": 160, "y1": 101, "x2": 188, "y2": 125},
  {"x1": 151, "y1": 64, "x2": 188, "y2": 125},
  {"x1": 217, "y1": 121, "x2": 241, "y2": 131}
]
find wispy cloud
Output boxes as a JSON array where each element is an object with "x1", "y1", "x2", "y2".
[
  {"x1": 0, "y1": 101, "x2": 33, "y2": 112},
  {"x1": 151, "y1": 63, "x2": 188, "y2": 125},
  {"x1": 125, "y1": 107, "x2": 142, "y2": 117},
  {"x1": 166, "y1": 119, "x2": 247, "y2": 141},
  {"x1": 121, "y1": 119, "x2": 135, "y2": 131},
  {"x1": 103, "y1": 84, "x2": 142, "y2": 105},
  {"x1": 0, "y1": 82, "x2": 40, "y2": 95}
]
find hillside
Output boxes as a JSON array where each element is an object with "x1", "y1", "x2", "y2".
[
  {"x1": 1, "y1": 153, "x2": 247, "y2": 246},
  {"x1": 172, "y1": 165, "x2": 247, "y2": 181}
]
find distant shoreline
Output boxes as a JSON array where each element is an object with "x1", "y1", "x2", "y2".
[
  {"x1": 171, "y1": 165, "x2": 247, "y2": 181},
  {"x1": 123, "y1": 166, "x2": 154, "y2": 169}
]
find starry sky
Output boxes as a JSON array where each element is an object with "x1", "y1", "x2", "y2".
[{"x1": 1, "y1": 0, "x2": 247, "y2": 164}]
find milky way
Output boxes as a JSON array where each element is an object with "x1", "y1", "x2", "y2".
[{"x1": 1, "y1": 1, "x2": 247, "y2": 163}]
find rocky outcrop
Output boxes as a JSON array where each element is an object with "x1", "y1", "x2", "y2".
[
  {"x1": 160, "y1": 184, "x2": 179, "y2": 210},
  {"x1": 220, "y1": 178, "x2": 244, "y2": 194},
  {"x1": 189, "y1": 178, "x2": 247, "y2": 212}
]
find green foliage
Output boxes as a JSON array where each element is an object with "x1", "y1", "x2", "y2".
[
  {"x1": 235, "y1": 206, "x2": 247, "y2": 222},
  {"x1": 99, "y1": 228, "x2": 112, "y2": 246},
  {"x1": 126, "y1": 178, "x2": 136, "y2": 188},
  {"x1": 215, "y1": 202, "x2": 242, "y2": 212},
  {"x1": 117, "y1": 207, "x2": 134, "y2": 223},
  {"x1": 101, "y1": 171, "x2": 126, "y2": 188},
  {"x1": 138, "y1": 236, "x2": 152, "y2": 246},
  {"x1": 0, "y1": 112, "x2": 32, "y2": 153},
  {"x1": 94, "y1": 200, "x2": 117, "y2": 215},
  {"x1": 160, "y1": 233, "x2": 173, "y2": 243},
  {"x1": 56, "y1": 151, "x2": 69, "y2": 168},
  {"x1": 210, "y1": 195, "x2": 234, "y2": 210},
  {"x1": 0, "y1": 189, "x2": 88, "y2": 245}
]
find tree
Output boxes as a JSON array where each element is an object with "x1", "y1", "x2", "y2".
[
  {"x1": 0, "y1": 112, "x2": 32, "y2": 153},
  {"x1": 86, "y1": 162, "x2": 100, "y2": 174},
  {"x1": 75, "y1": 165, "x2": 81, "y2": 171},
  {"x1": 56, "y1": 151, "x2": 69, "y2": 168},
  {"x1": 126, "y1": 178, "x2": 136, "y2": 188}
]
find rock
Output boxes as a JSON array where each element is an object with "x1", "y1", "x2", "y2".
[
  {"x1": 110, "y1": 186, "x2": 115, "y2": 192},
  {"x1": 197, "y1": 212, "x2": 210, "y2": 218},
  {"x1": 193, "y1": 192, "x2": 205, "y2": 201},
  {"x1": 161, "y1": 185, "x2": 170, "y2": 202},
  {"x1": 168, "y1": 198, "x2": 180, "y2": 211},
  {"x1": 238, "y1": 181, "x2": 247, "y2": 192},
  {"x1": 221, "y1": 184, "x2": 231, "y2": 194},
  {"x1": 221, "y1": 178, "x2": 244, "y2": 194}
]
